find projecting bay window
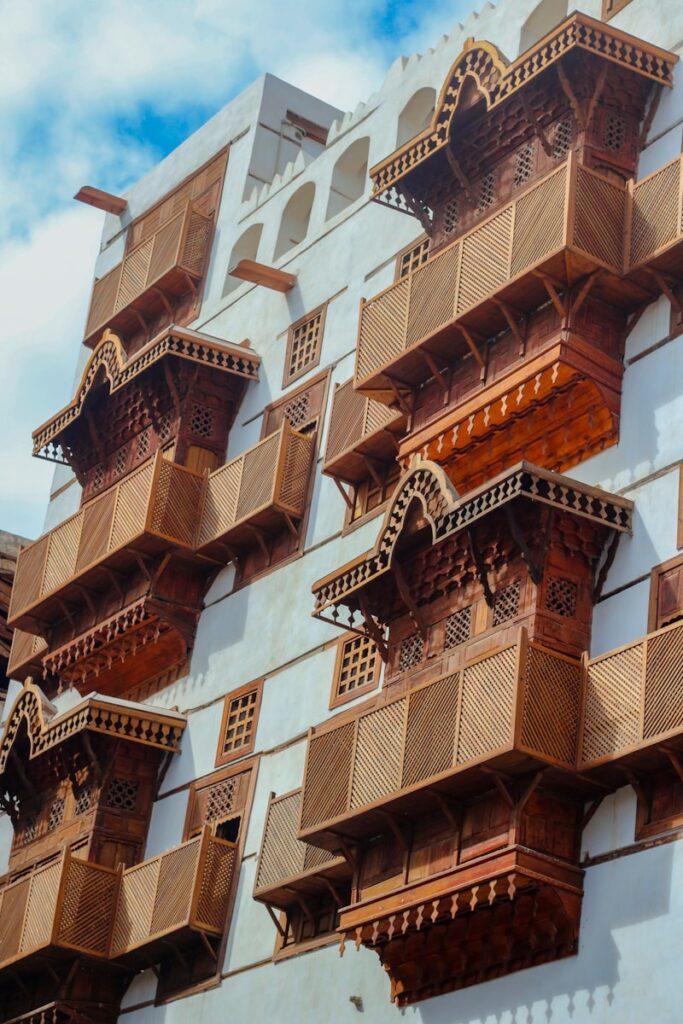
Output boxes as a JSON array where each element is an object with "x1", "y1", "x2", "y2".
[{"x1": 649, "y1": 553, "x2": 683, "y2": 630}]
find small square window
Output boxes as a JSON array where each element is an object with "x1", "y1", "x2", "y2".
[
  {"x1": 396, "y1": 236, "x2": 430, "y2": 279},
  {"x1": 216, "y1": 680, "x2": 264, "y2": 765},
  {"x1": 491, "y1": 580, "x2": 521, "y2": 627},
  {"x1": 398, "y1": 632, "x2": 424, "y2": 673},
  {"x1": 284, "y1": 305, "x2": 326, "y2": 386},
  {"x1": 330, "y1": 633, "x2": 380, "y2": 709}
]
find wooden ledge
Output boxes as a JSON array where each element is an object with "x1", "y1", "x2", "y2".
[{"x1": 229, "y1": 259, "x2": 297, "y2": 293}]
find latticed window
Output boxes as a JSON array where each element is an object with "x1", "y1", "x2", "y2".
[
  {"x1": 105, "y1": 777, "x2": 138, "y2": 811},
  {"x1": 492, "y1": 580, "x2": 521, "y2": 626},
  {"x1": 22, "y1": 816, "x2": 38, "y2": 845},
  {"x1": 443, "y1": 197, "x2": 460, "y2": 235},
  {"x1": 552, "y1": 116, "x2": 573, "y2": 160},
  {"x1": 398, "y1": 632, "x2": 424, "y2": 673},
  {"x1": 331, "y1": 634, "x2": 379, "y2": 708},
  {"x1": 545, "y1": 576, "x2": 578, "y2": 618},
  {"x1": 217, "y1": 681, "x2": 263, "y2": 765},
  {"x1": 649, "y1": 554, "x2": 683, "y2": 630},
  {"x1": 190, "y1": 402, "x2": 215, "y2": 439},
  {"x1": 282, "y1": 391, "x2": 311, "y2": 430},
  {"x1": 205, "y1": 777, "x2": 239, "y2": 822},
  {"x1": 513, "y1": 143, "x2": 534, "y2": 189},
  {"x1": 397, "y1": 236, "x2": 430, "y2": 279},
  {"x1": 135, "y1": 427, "x2": 151, "y2": 462},
  {"x1": 604, "y1": 112, "x2": 626, "y2": 152},
  {"x1": 114, "y1": 445, "x2": 129, "y2": 477},
  {"x1": 75, "y1": 783, "x2": 93, "y2": 816},
  {"x1": 158, "y1": 408, "x2": 174, "y2": 442},
  {"x1": 47, "y1": 797, "x2": 65, "y2": 831},
  {"x1": 92, "y1": 463, "x2": 105, "y2": 490},
  {"x1": 284, "y1": 306, "x2": 326, "y2": 386},
  {"x1": 444, "y1": 606, "x2": 472, "y2": 650},
  {"x1": 476, "y1": 172, "x2": 496, "y2": 213}
]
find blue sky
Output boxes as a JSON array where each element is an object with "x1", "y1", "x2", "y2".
[{"x1": 0, "y1": 0, "x2": 471, "y2": 540}]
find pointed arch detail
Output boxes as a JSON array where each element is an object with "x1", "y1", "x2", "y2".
[
  {"x1": 376, "y1": 462, "x2": 459, "y2": 566},
  {"x1": 0, "y1": 681, "x2": 53, "y2": 775}
]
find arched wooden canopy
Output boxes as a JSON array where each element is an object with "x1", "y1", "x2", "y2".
[
  {"x1": 369, "y1": 12, "x2": 676, "y2": 203},
  {"x1": 0, "y1": 680, "x2": 186, "y2": 777},
  {"x1": 32, "y1": 325, "x2": 260, "y2": 462}
]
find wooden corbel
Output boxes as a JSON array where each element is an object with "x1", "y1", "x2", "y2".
[
  {"x1": 295, "y1": 895, "x2": 316, "y2": 926},
  {"x1": 445, "y1": 148, "x2": 475, "y2": 203},
  {"x1": 571, "y1": 269, "x2": 602, "y2": 316},
  {"x1": 358, "y1": 592, "x2": 388, "y2": 662},
  {"x1": 321, "y1": 876, "x2": 344, "y2": 907},
  {"x1": 427, "y1": 789, "x2": 461, "y2": 831},
  {"x1": 400, "y1": 183, "x2": 433, "y2": 236},
  {"x1": 659, "y1": 746, "x2": 683, "y2": 783},
  {"x1": 377, "y1": 809, "x2": 410, "y2": 851},
  {"x1": 9, "y1": 748, "x2": 38, "y2": 805},
  {"x1": 520, "y1": 94, "x2": 553, "y2": 157},
  {"x1": 419, "y1": 349, "x2": 450, "y2": 403},
  {"x1": 334, "y1": 835, "x2": 358, "y2": 870},
  {"x1": 332, "y1": 477, "x2": 355, "y2": 511},
  {"x1": 131, "y1": 307, "x2": 150, "y2": 341},
  {"x1": 534, "y1": 271, "x2": 566, "y2": 318},
  {"x1": 618, "y1": 765, "x2": 648, "y2": 804},
  {"x1": 639, "y1": 84, "x2": 662, "y2": 150},
  {"x1": 647, "y1": 269, "x2": 683, "y2": 318},
  {"x1": 580, "y1": 795, "x2": 605, "y2": 832},
  {"x1": 151, "y1": 286, "x2": 175, "y2": 320},
  {"x1": 556, "y1": 64, "x2": 585, "y2": 131},
  {"x1": 244, "y1": 523, "x2": 272, "y2": 566},
  {"x1": 99, "y1": 565, "x2": 125, "y2": 601},
  {"x1": 360, "y1": 453, "x2": 384, "y2": 490},
  {"x1": 162, "y1": 360, "x2": 182, "y2": 416},
  {"x1": 385, "y1": 376, "x2": 413, "y2": 419},
  {"x1": 457, "y1": 326, "x2": 486, "y2": 377},
  {"x1": 494, "y1": 300, "x2": 526, "y2": 355},
  {"x1": 593, "y1": 529, "x2": 619, "y2": 602},
  {"x1": 393, "y1": 560, "x2": 427, "y2": 640},
  {"x1": 583, "y1": 64, "x2": 608, "y2": 132},
  {"x1": 84, "y1": 410, "x2": 107, "y2": 464},
  {"x1": 162, "y1": 939, "x2": 189, "y2": 970},
  {"x1": 504, "y1": 505, "x2": 544, "y2": 585},
  {"x1": 265, "y1": 903, "x2": 287, "y2": 938},
  {"x1": 481, "y1": 766, "x2": 515, "y2": 808},
  {"x1": 199, "y1": 931, "x2": 219, "y2": 962},
  {"x1": 514, "y1": 769, "x2": 546, "y2": 815},
  {"x1": 82, "y1": 732, "x2": 102, "y2": 786},
  {"x1": 467, "y1": 527, "x2": 495, "y2": 608},
  {"x1": 282, "y1": 512, "x2": 300, "y2": 542},
  {"x1": 182, "y1": 270, "x2": 198, "y2": 301},
  {"x1": 72, "y1": 583, "x2": 97, "y2": 619}
]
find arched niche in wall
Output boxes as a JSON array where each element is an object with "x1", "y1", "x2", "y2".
[
  {"x1": 396, "y1": 87, "x2": 436, "y2": 148},
  {"x1": 223, "y1": 223, "x2": 263, "y2": 296},
  {"x1": 274, "y1": 182, "x2": 316, "y2": 260},
  {"x1": 518, "y1": 0, "x2": 568, "y2": 53},
  {"x1": 325, "y1": 137, "x2": 370, "y2": 221}
]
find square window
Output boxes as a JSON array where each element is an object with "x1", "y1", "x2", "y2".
[
  {"x1": 216, "y1": 681, "x2": 263, "y2": 765},
  {"x1": 284, "y1": 306, "x2": 326, "y2": 386},
  {"x1": 396, "y1": 236, "x2": 430, "y2": 279},
  {"x1": 330, "y1": 633, "x2": 380, "y2": 709},
  {"x1": 398, "y1": 632, "x2": 424, "y2": 673}
]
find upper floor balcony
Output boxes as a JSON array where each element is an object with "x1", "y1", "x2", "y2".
[
  {"x1": 355, "y1": 155, "x2": 632, "y2": 399},
  {"x1": 0, "y1": 828, "x2": 234, "y2": 980},
  {"x1": 8, "y1": 453, "x2": 202, "y2": 636},
  {"x1": 627, "y1": 153, "x2": 683, "y2": 280},
  {"x1": 298, "y1": 628, "x2": 580, "y2": 851},
  {"x1": 253, "y1": 789, "x2": 350, "y2": 911},
  {"x1": 196, "y1": 422, "x2": 315, "y2": 561},
  {"x1": 83, "y1": 201, "x2": 212, "y2": 348},
  {"x1": 323, "y1": 380, "x2": 405, "y2": 486}
]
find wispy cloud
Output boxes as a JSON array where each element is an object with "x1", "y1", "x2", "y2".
[{"x1": 0, "y1": 0, "x2": 473, "y2": 538}]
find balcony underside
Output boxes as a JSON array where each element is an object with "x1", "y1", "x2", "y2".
[
  {"x1": 323, "y1": 381, "x2": 406, "y2": 486},
  {"x1": 400, "y1": 337, "x2": 622, "y2": 491},
  {"x1": 339, "y1": 846, "x2": 583, "y2": 1007}
]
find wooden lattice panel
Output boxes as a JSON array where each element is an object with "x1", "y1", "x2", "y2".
[
  {"x1": 406, "y1": 244, "x2": 461, "y2": 345},
  {"x1": 300, "y1": 722, "x2": 355, "y2": 830},
  {"x1": 194, "y1": 839, "x2": 235, "y2": 930},
  {"x1": 629, "y1": 157, "x2": 682, "y2": 267},
  {"x1": 18, "y1": 860, "x2": 61, "y2": 954},
  {"x1": 198, "y1": 459, "x2": 242, "y2": 544},
  {"x1": 457, "y1": 207, "x2": 512, "y2": 315},
  {"x1": 350, "y1": 700, "x2": 406, "y2": 809},
  {"x1": 356, "y1": 277, "x2": 410, "y2": 383},
  {"x1": 456, "y1": 646, "x2": 516, "y2": 763},
  {"x1": 148, "y1": 459, "x2": 203, "y2": 546},
  {"x1": 402, "y1": 674, "x2": 459, "y2": 787},
  {"x1": 235, "y1": 433, "x2": 280, "y2": 519},
  {"x1": 573, "y1": 165, "x2": 626, "y2": 270},
  {"x1": 521, "y1": 645, "x2": 580, "y2": 765},
  {"x1": 111, "y1": 858, "x2": 160, "y2": 953},
  {"x1": 57, "y1": 857, "x2": 116, "y2": 954},
  {"x1": 0, "y1": 877, "x2": 30, "y2": 962},
  {"x1": 509, "y1": 165, "x2": 566, "y2": 276},
  {"x1": 325, "y1": 381, "x2": 365, "y2": 465},
  {"x1": 580, "y1": 643, "x2": 643, "y2": 764},
  {"x1": 256, "y1": 791, "x2": 307, "y2": 890},
  {"x1": 643, "y1": 626, "x2": 683, "y2": 740},
  {"x1": 74, "y1": 490, "x2": 117, "y2": 572},
  {"x1": 149, "y1": 841, "x2": 197, "y2": 934}
]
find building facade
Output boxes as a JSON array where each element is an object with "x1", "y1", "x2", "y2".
[{"x1": 2, "y1": 0, "x2": 683, "y2": 1020}]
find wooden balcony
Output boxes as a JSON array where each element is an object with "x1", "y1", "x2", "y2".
[
  {"x1": 196, "y1": 422, "x2": 315, "y2": 559},
  {"x1": 6, "y1": 629, "x2": 47, "y2": 682},
  {"x1": 627, "y1": 153, "x2": 683, "y2": 279},
  {"x1": 355, "y1": 156, "x2": 631, "y2": 397},
  {"x1": 579, "y1": 619, "x2": 683, "y2": 775},
  {"x1": 323, "y1": 380, "x2": 406, "y2": 485},
  {"x1": 298, "y1": 629, "x2": 581, "y2": 850},
  {"x1": 339, "y1": 845, "x2": 583, "y2": 1006},
  {"x1": 84, "y1": 201, "x2": 212, "y2": 348},
  {"x1": 0, "y1": 830, "x2": 234, "y2": 978},
  {"x1": 254, "y1": 790, "x2": 350, "y2": 911},
  {"x1": 8, "y1": 454, "x2": 203, "y2": 635}
]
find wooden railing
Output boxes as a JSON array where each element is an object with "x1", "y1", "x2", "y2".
[
  {"x1": 354, "y1": 155, "x2": 627, "y2": 392},
  {"x1": 254, "y1": 789, "x2": 348, "y2": 908},
  {"x1": 579, "y1": 619, "x2": 683, "y2": 769},
  {"x1": 628, "y1": 153, "x2": 683, "y2": 270},
  {"x1": 298, "y1": 629, "x2": 580, "y2": 845},
  {"x1": 84, "y1": 200, "x2": 212, "y2": 345},
  {"x1": 8, "y1": 454, "x2": 203, "y2": 631},
  {"x1": 323, "y1": 380, "x2": 405, "y2": 484},
  {"x1": 0, "y1": 830, "x2": 234, "y2": 973},
  {"x1": 6, "y1": 629, "x2": 47, "y2": 680},
  {"x1": 196, "y1": 422, "x2": 314, "y2": 552}
]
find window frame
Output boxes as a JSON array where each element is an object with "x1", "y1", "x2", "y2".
[
  {"x1": 329, "y1": 632, "x2": 380, "y2": 710},
  {"x1": 215, "y1": 679, "x2": 264, "y2": 767},
  {"x1": 648, "y1": 552, "x2": 683, "y2": 632},
  {"x1": 282, "y1": 303, "x2": 327, "y2": 388}
]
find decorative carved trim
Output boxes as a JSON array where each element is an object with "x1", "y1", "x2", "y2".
[
  {"x1": 370, "y1": 13, "x2": 676, "y2": 203},
  {"x1": 0, "y1": 680, "x2": 186, "y2": 775},
  {"x1": 33, "y1": 326, "x2": 260, "y2": 461}
]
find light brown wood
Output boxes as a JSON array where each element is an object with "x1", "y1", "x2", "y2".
[
  {"x1": 229, "y1": 259, "x2": 297, "y2": 292},
  {"x1": 74, "y1": 186, "x2": 127, "y2": 215}
]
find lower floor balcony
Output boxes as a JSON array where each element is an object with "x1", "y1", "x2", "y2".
[
  {"x1": 0, "y1": 828, "x2": 234, "y2": 981},
  {"x1": 339, "y1": 844, "x2": 583, "y2": 1006},
  {"x1": 298, "y1": 629, "x2": 581, "y2": 850}
]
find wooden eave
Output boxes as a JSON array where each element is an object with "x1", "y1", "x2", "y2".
[
  {"x1": 32, "y1": 325, "x2": 260, "y2": 462},
  {"x1": 369, "y1": 12, "x2": 677, "y2": 202},
  {"x1": 0, "y1": 680, "x2": 186, "y2": 778},
  {"x1": 311, "y1": 460, "x2": 633, "y2": 626}
]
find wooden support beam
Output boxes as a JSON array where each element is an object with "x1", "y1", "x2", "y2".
[
  {"x1": 333, "y1": 477, "x2": 355, "y2": 510},
  {"x1": 400, "y1": 183, "x2": 433, "y2": 236},
  {"x1": 282, "y1": 512, "x2": 300, "y2": 541},
  {"x1": 229, "y1": 259, "x2": 297, "y2": 293},
  {"x1": 377, "y1": 809, "x2": 409, "y2": 851},
  {"x1": 82, "y1": 732, "x2": 103, "y2": 785},
  {"x1": 321, "y1": 876, "x2": 344, "y2": 907},
  {"x1": 385, "y1": 375, "x2": 413, "y2": 418},
  {"x1": 556, "y1": 64, "x2": 585, "y2": 131},
  {"x1": 381, "y1": 428, "x2": 401, "y2": 454},
  {"x1": 295, "y1": 895, "x2": 316, "y2": 926},
  {"x1": 72, "y1": 583, "x2": 97, "y2": 619},
  {"x1": 428, "y1": 789, "x2": 460, "y2": 830},
  {"x1": 639, "y1": 84, "x2": 662, "y2": 149},
  {"x1": 393, "y1": 559, "x2": 427, "y2": 639},
  {"x1": 648, "y1": 269, "x2": 683, "y2": 317},
  {"x1": 571, "y1": 270, "x2": 602, "y2": 316},
  {"x1": 199, "y1": 930, "x2": 218, "y2": 962},
  {"x1": 520, "y1": 94, "x2": 553, "y2": 156},
  {"x1": 580, "y1": 795, "x2": 605, "y2": 832},
  {"x1": 265, "y1": 903, "x2": 287, "y2": 938},
  {"x1": 182, "y1": 271, "x2": 198, "y2": 301},
  {"x1": 335, "y1": 836, "x2": 358, "y2": 870},
  {"x1": 619, "y1": 765, "x2": 647, "y2": 804},
  {"x1": 9, "y1": 747, "x2": 39, "y2": 804},
  {"x1": 163, "y1": 359, "x2": 181, "y2": 415},
  {"x1": 494, "y1": 300, "x2": 526, "y2": 354},
  {"x1": 534, "y1": 272, "x2": 566, "y2": 318},
  {"x1": 593, "y1": 529, "x2": 620, "y2": 602},
  {"x1": 358, "y1": 592, "x2": 388, "y2": 662},
  {"x1": 85, "y1": 410, "x2": 106, "y2": 464},
  {"x1": 445, "y1": 148, "x2": 475, "y2": 203},
  {"x1": 244, "y1": 523, "x2": 272, "y2": 565},
  {"x1": 419, "y1": 349, "x2": 450, "y2": 403},
  {"x1": 457, "y1": 325, "x2": 485, "y2": 372},
  {"x1": 660, "y1": 746, "x2": 683, "y2": 783},
  {"x1": 360, "y1": 453, "x2": 384, "y2": 490},
  {"x1": 74, "y1": 185, "x2": 127, "y2": 215},
  {"x1": 515, "y1": 769, "x2": 546, "y2": 814},
  {"x1": 481, "y1": 766, "x2": 514, "y2": 808},
  {"x1": 467, "y1": 527, "x2": 495, "y2": 608},
  {"x1": 584, "y1": 63, "x2": 608, "y2": 131},
  {"x1": 504, "y1": 505, "x2": 543, "y2": 584},
  {"x1": 152, "y1": 286, "x2": 175, "y2": 319}
]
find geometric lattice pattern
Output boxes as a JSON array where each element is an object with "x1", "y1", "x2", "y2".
[
  {"x1": 221, "y1": 687, "x2": 260, "y2": 757},
  {"x1": 444, "y1": 606, "x2": 472, "y2": 650},
  {"x1": 443, "y1": 196, "x2": 460, "y2": 235},
  {"x1": 513, "y1": 143, "x2": 534, "y2": 188},
  {"x1": 553, "y1": 116, "x2": 573, "y2": 160},
  {"x1": 604, "y1": 112, "x2": 626, "y2": 152},
  {"x1": 476, "y1": 172, "x2": 496, "y2": 213},
  {"x1": 282, "y1": 390, "x2": 312, "y2": 429},
  {"x1": 521, "y1": 645, "x2": 580, "y2": 764},
  {"x1": 399, "y1": 632, "x2": 425, "y2": 673},
  {"x1": 457, "y1": 646, "x2": 516, "y2": 763},
  {"x1": 644, "y1": 627, "x2": 683, "y2": 740},
  {"x1": 398, "y1": 236, "x2": 430, "y2": 278},
  {"x1": 545, "y1": 576, "x2": 578, "y2": 617},
  {"x1": 205, "y1": 778, "x2": 239, "y2": 824},
  {"x1": 350, "y1": 700, "x2": 406, "y2": 809},
  {"x1": 189, "y1": 402, "x2": 215, "y2": 439},
  {"x1": 47, "y1": 797, "x2": 65, "y2": 831},
  {"x1": 581, "y1": 644, "x2": 642, "y2": 763},
  {"x1": 75, "y1": 783, "x2": 93, "y2": 816},
  {"x1": 105, "y1": 777, "x2": 139, "y2": 811},
  {"x1": 492, "y1": 581, "x2": 521, "y2": 626},
  {"x1": 334, "y1": 634, "x2": 379, "y2": 702},
  {"x1": 286, "y1": 308, "x2": 324, "y2": 384},
  {"x1": 402, "y1": 674, "x2": 459, "y2": 787}
]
